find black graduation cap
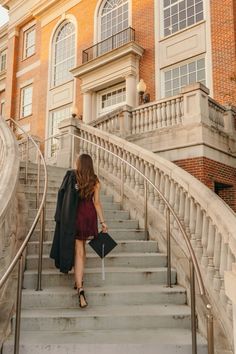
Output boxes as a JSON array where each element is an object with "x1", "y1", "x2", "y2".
[{"x1": 88, "y1": 231, "x2": 117, "y2": 280}]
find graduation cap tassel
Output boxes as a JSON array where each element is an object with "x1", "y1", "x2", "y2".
[{"x1": 102, "y1": 243, "x2": 105, "y2": 281}]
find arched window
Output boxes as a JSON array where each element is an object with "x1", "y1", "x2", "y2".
[
  {"x1": 100, "y1": 0, "x2": 129, "y2": 41},
  {"x1": 52, "y1": 21, "x2": 75, "y2": 87}
]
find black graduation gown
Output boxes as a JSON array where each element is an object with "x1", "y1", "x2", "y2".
[{"x1": 50, "y1": 169, "x2": 79, "y2": 273}]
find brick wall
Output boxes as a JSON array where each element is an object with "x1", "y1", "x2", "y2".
[
  {"x1": 210, "y1": 0, "x2": 236, "y2": 106},
  {"x1": 174, "y1": 157, "x2": 236, "y2": 212},
  {"x1": 132, "y1": 0, "x2": 155, "y2": 101}
]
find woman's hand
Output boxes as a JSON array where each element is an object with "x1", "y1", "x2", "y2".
[{"x1": 101, "y1": 222, "x2": 108, "y2": 233}]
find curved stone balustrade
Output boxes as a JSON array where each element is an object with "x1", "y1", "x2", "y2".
[
  {"x1": 208, "y1": 97, "x2": 225, "y2": 129},
  {"x1": 0, "y1": 117, "x2": 20, "y2": 342},
  {"x1": 63, "y1": 120, "x2": 235, "y2": 348}
]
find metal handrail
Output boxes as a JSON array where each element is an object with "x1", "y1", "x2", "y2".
[
  {"x1": 82, "y1": 26, "x2": 135, "y2": 63},
  {"x1": 33, "y1": 129, "x2": 214, "y2": 354},
  {"x1": 0, "y1": 118, "x2": 48, "y2": 354}
]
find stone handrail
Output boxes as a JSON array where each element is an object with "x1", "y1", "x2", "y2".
[{"x1": 58, "y1": 118, "x2": 235, "y2": 348}]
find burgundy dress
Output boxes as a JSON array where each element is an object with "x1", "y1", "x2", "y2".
[{"x1": 75, "y1": 192, "x2": 98, "y2": 241}]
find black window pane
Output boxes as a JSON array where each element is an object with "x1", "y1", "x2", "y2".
[
  {"x1": 187, "y1": 0, "x2": 194, "y2": 6},
  {"x1": 165, "y1": 71, "x2": 172, "y2": 80},
  {"x1": 179, "y1": 20, "x2": 186, "y2": 29},
  {"x1": 164, "y1": 0, "x2": 170, "y2": 8},
  {"x1": 164, "y1": 28, "x2": 171, "y2": 36},
  {"x1": 179, "y1": 0, "x2": 186, "y2": 11},
  {"x1": 196, "y1": 2, "x2": 203, "y2": 12},
  {"x1": 164, "y1": 8, "x2": 171, "y2": 18},
  {"x1": 173, "y1": 67, "x2": 179, "y2": 78},
  {"x1": 171, "y1": 0, "x2": 178, "y2": 4},
  {"x1": 179, "y1": 10, "x2": 186, "y2": 20},
  {"x1": 188, "y1": 62, "x2": 196, "y2": 72},
  {"x1": 164, "y1": 17, "x2": 171, "y2": 27},
  {"x1": 172, "y1": 14, "x2": 178, "y2": 24},
  {"x1": 187, "y1": 16, "x2": 195, "y2": 26},
  {"x1": 172, "y1": 24, "x2": 179, "y2": 32},
  {"x1": 187, "y1": 6, "x2": 194, "y2": 16},
  {"x1": 171, "y1": 4, "x2": 178, "y2": 14},
  {"x1": 196, "y1": 12, "x2": 204, "y2": 21}
]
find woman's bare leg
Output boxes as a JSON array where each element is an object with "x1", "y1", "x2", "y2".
[{"x1": 74, "y1": 239, "x2": 86, "y2": 289}]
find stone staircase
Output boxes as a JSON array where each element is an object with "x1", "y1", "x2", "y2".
[{"x1": 2, "y1": 163, "x2": 207, "y2": 354}]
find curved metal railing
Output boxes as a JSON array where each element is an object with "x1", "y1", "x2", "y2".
[
  {"x1": 28, "y1": 129, "x2": 214, "y2": 354},
  {"x1": 0, "y1": 118, "x2": 48, "y2": 354}
]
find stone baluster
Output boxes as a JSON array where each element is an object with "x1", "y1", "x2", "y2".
[
  {"x1": 117, "y1": 147, "x2": 122, "y2": 179},
  {"x1": 164, "y1": 175, "x2": 170, "y2": 207},
  {"x1": 171, "y1": 99, "x2": 176, "y2": 125},
  {"x1": 161, "y1": 102, "x2": 167, "y2": 127},
  {"x1": 178, "y1": 188, "x2": 185, "y2": 221},
  {"x1": 104, "y1": 141, "x2": 109, "y2": 170},
  {"x1": 226, "y1": 249, "x2": 235, "y2": 319},
  {"x1": 166, "y1": 100, "x2": 171, "y2": 126},
  {"x1": 157, "y1": 103, "x2": 162, "y2": 128},
  {"x1": 148, "y1": 164, "x2": 155, "y2": 204},
  {"x1": 130, "y1": 154, "x2": 136, "y2": 189},
  {"x1": 125, "y1": 152, "x2": 131, "y2": 185},
  {"x1": 189, "y1": 199, "x2": 197, "y2": 247},
  {"x1": 100, "y1": 139, "x2": 105, "y2": 169},
  {"x1": 149, "y1": 106, "x2": 154, "y2": 131},
  {"x1": 140, "y1": 109, "x2": 144, "y2": 133},
  {"x1": 113, "y1": 145, "x2": 119, "y2": 177},
  {"x1": 144, "y1": 107, "x2": 149, "y2": 132},
  {"x1": 194, "y1": 204, "x2": 203, "y2": 259},
  {"x1": 108, "y1": 143, "x2": 113, "y2": 173},
  {"x1": 183, "y1": 195, "x2": 190, "y2": 230},
  {"x1": 153, "y1": 168, "x2": 161, "y2": 208},
  {"x1": 176, "y1": 97, "x2": 182, "y2": 124},
  {"x1": 219, "y1": 240, "x2": 228, "y2": 307},
  {"x1": 139, "y1": 159, "x2": 145, "y2": 196},
  {"x1": 206, "y1": 221, "x2": 216, "y2": 283},
  {"x1": 159, "y1": 172, "x2": 166, "y2": 212},
  {"x1": 132, "y1": 110, "x2": 137, "y2": 134},
  {"x1": 213, "y1": 230, "x2": 222, "y2": 293},
  {"x1": 201, "y1": 213, "x2": 209, "y2": 267},
  {"x1": 136, "y1": 110, "x2": 141, "y2": 134},
  {"x1": 134, "y1": 156, "x2": 140, "y2": 193},
  {"x1": 152, "y1": 104, "x2": 158, "y2": 129}
]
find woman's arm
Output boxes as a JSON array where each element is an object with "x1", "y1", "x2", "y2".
[{"x1": 93, "y1": 181, "x2": 108, "y2": 232}]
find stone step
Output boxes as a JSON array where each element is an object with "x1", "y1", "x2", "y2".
[
  {"x1": 33, "y1": 219, "x2": 138, "y2": 231},
  {"x1": 28, "y1": 199, "x2": 121, "y2": 210},
  {"x1": 29, "y1": 209, "x2": 129, "y2": 220},
  {"x1": 2, "y1": 328, "x2": 207, "y2": 354},
  {"x1": 23, "y1": 267, "x2": 177, "y2": 288},
  {"x1": 30, "y1": 229, "x2": 146, "y2": 242},
  {"x1": 25, "y1": 186, "x2": 108, "y2": 194},
  {"x1": 27, "y1": 240, "x2": 158, "y2": 255},
  {"x1": 24, "y1": 192, "x2": 113, "y2": 203},
  {"x1": 21, "y1": 285, "x2": 186, "y2": 308},
  {"x1": 13, "y1": 304, "x2": 191, "y2": 332},
  {"x1": 26, "y1": 253, "x2": 166, "y2": 270}
]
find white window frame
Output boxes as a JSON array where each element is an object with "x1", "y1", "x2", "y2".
[
  {"x1": 161, "y1": 55, "x2": 206, "y2": 98},
  {"x1": 48, "y1": 104, "x2": 72, "y2": 157},
  {"x1": 97, "y1": 83, "x2": 126, "y2": 116},
  {"x1": 23, "y1": 26, "x2": 36, "y2": 59},
  {"x1": 51, "y1": 21, "x2": 76, "y2": 88},
  {"x1": 0, "y1": 50, "x2": 7, "y2": 72},
  {"x1": 161, "y1": 0, "x2": 205, "y2": 38},
  {"x1": 20, "y1": 85, "x2": 33, "y2": 118}
]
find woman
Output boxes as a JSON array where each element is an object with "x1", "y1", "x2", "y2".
[
  {"x1": 74, "y1": 154, "x2": 108, "y2": 308},
  {"x1": 50, "y1": 154, "x2": 108, "y2": 308}
]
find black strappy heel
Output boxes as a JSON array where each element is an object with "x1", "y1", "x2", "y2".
[
  {"x1": 74, "y1": 280, "x2": 83, "y2": 289},
  {"x1": 78, "y1": 288, "x2": 88, "y2": 308}
]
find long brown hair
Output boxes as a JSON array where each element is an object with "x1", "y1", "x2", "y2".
[{"x1": 75, "y1": 154, "x2": 99, "y2": 199}]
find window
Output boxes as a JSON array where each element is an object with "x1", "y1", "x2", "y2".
[
  {"x1": 20, "y1": 85, "x2": 33, "y2": 118},
  {"x1": 49, "y1": 105, "x2": 72, "y2": 156},
  {"x1": 52, "y1": 21, "x2": 75, "y2": 87},
  {"x1": 0, "y1": 50, "x2": 7, "y2": 71},
  {"x1": 0, "y1": 101, "x2": 5, "y2": 117},
  {"x1": 163, "y1": 57, "x2": 205, "y2": 97},
  {"x1": 98, "y1": 84, "x2": 126, "y2": 115},
  {"x1": 99, "y1": 0, "x2": 129, "y2": 54},
  {"x1": 23, "y1": 27, "x2": 36, "y2": 58},
  {"x1": 163, "y1": 0, "x2": 204, "y2": 37}
]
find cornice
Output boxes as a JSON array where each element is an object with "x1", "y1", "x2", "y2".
[{"x1": 31, "y1": 0, "x2": 65, "y2": 17}]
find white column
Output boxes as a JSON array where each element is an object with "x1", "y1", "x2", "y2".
[
  {"x1": 83, "y1": 90, "x2": 92, "y2": 123},
  {"x1": 126, "y1": 74, "x2": 137, "y2": 108},
  {"x1": 225, "y1": 263, "x2": 236, "y2": 353}
]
